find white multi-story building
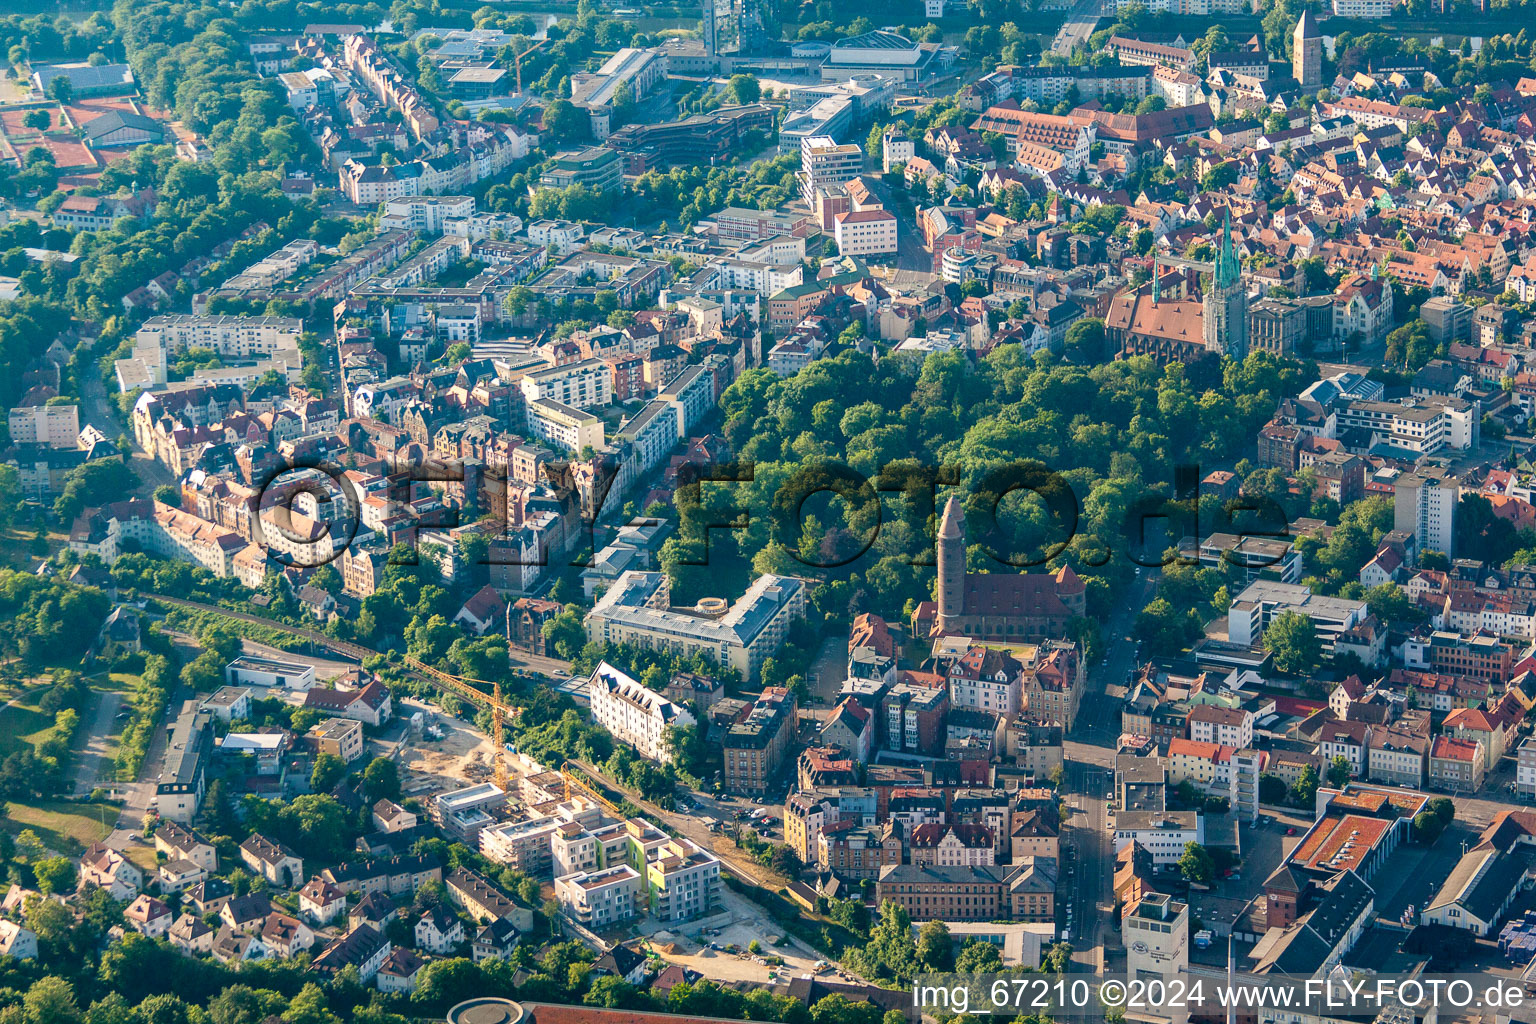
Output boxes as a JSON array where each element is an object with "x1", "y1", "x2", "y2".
[
  {"x1": 585, "y1": 572, "x2": 808, "y2": 682},
  {"x1": 1394, "y1": 466, "x2": 1459, "y2": 558},
  {"x1": 701, "y1": 256, "x2": 803, "y2": 296},
  {"x1": 1112, "y1": 811, "x2": 1203, "y2": 866},
  {"x1": 520, "y1": 358, "x2": 613, "y2": 410},
  {"x1": 526, "y1": 219, "x2": 585, "y2": 255},
  {"x1": 615, "y1": 400, "x2": 681, "y2": 476},
  {"x1": 834, "y1": 209, "x2": 898, "y2": 256},
  {"x1": 1226, "y1": 580, "x2": 1368, "y2": 652},
  {"x1": 1186, "y1": 705, "x2": 1253, "y2": 749},
  {"x1": 1125, "y1": 894, "x2": 1189, "y2": 981},
  {"x1": 379, "y1": 195, "x2": 476, "y2": 234},
  {"x1": 1331, "y1": 0, "x2": 1393, "y2": 14},
  {"x1": 525, "y1": 398, "x2": 604, "y2": 453},
  {"x1": 799, "y1": 135, "x2": 864, "y2": 207},
  {"x1": 1336, "y1": 398, "x2": 1477, "y2": 455},
  {"x1": 8, "y1": 403, "x2": 80, "y2": 448},
  {"x1": 125, "y1": 315, "x2": 303, "y2": 388},
  {"x1": 554, "y1": 864, "x2": 643, "y2": 928},
  {"x1": 1518, "y1": 737, "x2": 1536, "y2": 801},
  {"x1": 882, "y1": 127, "x2": 914, "y2": 173},
  {"x1": 587, "y1": 661, "x2": 696, "y2": 763},
  {"x1": 134, "y1": 315, "x2": 303, "y2": 360}
]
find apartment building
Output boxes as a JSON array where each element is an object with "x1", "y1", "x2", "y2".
[
  {"x1": 1187, "y1": 705, "x2": 1253, "y2": 748},
  {"x1": 1366, "y1": 729, "x2": 1428, "y2": 789},
  {"x1": 588, "y1": 661, "x2": 697, "y2": 764},
  {"x1": 554, "y1": 864, "x2": 643, "y2": 928},
  {"x1": 585, "y1": 571, "x2": 807, "y2": 682},
  {"x1": 310, "y1": 717, "x2": 365, "y2": 763},
  {"x1": 525, "y1": 398, "x2": 604, "y2": 454},
  {"x1": 1429, "y1": 736, "x2": 1484, "y2": 792},
  {"x1": 1020, "y1": 640, "x2": 1083, "y2": 730},
  {"x1": 8, "y1": 403, "x2": 80, "y2": 448},
  {"x1": 520, "y1": 359, "x2": 614, "y2": 410},
  {"x1": 947, "y1": 646, "x2": 1022, "y2": 716},
  {"x1": 834, "y1": 209, "x2": 898, "y2": 256},
  {"x1": 379, "y1": 195, "x2": 476, "y2": 233},
  {"x1": 1394, "y1": 466, "x2": 1459, "y2": 558},
  {"x1": 798, "y1": 135, "x2": 863, "y2": 207},
  {"x1": 156, "y1": 701, "x2": 214, "y2": 823},
  {"x1": 723, "y1": 687, "x2": 798, "y2": 796},
  {"x1": 643, "y1": 839, "x2": 721, "y2": 922}
]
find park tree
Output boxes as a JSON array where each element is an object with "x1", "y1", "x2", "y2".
[
  {"x1": 917, "y1": 920, "x2": 953, "y2": 971},
  {"x1": 363, "y1": 756, "x2": 401, "y2": 803},
  {"x1": 1326, "y1": 754, "x2": 1353, "y2": 789},
  {"x1": 956, "y1": 937, "x2": 1004, "y2": 972},
  {"x1": 1413, "y1": 810, "x2": 1445, "y2": 844},
  {"x1": 1178, "y1": 841, "x2": 1215, "y2": 884},
  {"x1": 542, "y1": 98, "x2": 589, "y2": 143},
  {"x1": 309, "y1": 752, "x2": 347, "y2": 794},
  {"x1": 726, "y1": 73, "x2": 761, "y2": 105},
  {"x1": 1262, "y1": 611, "x2": 1322, "y2": 675}
]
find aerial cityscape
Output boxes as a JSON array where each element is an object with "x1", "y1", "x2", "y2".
[{"x1": 6, "y1": 0, "x2": 1536, "y2": 1022}]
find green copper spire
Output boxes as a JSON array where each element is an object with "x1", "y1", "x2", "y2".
[{"x1": 1215, "y1": 208, "x2": 1240, "y2": 290}]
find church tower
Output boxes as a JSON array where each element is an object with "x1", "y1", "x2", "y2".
[
  {"x1": 936, "y1": 496, "x2": 966, "y2": 632},
  {"x1": 1203, "y1": 209, "x2": 1248, "y2": 359},
  {"x1": 1292, "y1": 9, "x2": 1322, "y2": 90}
]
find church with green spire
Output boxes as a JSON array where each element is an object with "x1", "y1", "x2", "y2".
[{"x1": 1202, "y1": 209, "x2": 1248, "y2": 359}]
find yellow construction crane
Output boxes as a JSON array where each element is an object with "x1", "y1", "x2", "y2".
[
  {"x1": 403, "y1": 655, "x2": 520, "y2": 792},
  {"x1": 513, "y1": 40, "x2": 546, "y2": 96},
  {"x1": 560, "y1": 761, "x2": 631, "y2": 821}
]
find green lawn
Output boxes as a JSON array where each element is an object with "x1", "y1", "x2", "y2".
[
  {"x1": 0, "y1": 698, "x2": 58, "y2": 760},
  {"x1": 1, "y1": 800, "x2": 115, "y2": 855}
]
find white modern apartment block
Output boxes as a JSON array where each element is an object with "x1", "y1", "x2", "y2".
[
  {"x1": 525, "y1": 398, "x2": 604, "y2": 453},
  {"x1": 8, "y1": 403, "x2": 80, "y2": 448},
  {"x1": 135, "y1": 315, "x2": 303, "y2": 359},
  {"x1": 585, "y1": 572, "x2": 808, "y2": 682},
  {"x1": 587, "y1": 661, "x2": 696, "y2": 763},
  {"x1": 554, "y1": 864, "x2": 643, "y2": 928},
  {"x1": 703, "y1": 256, "x2": 803, "y2": 296},
  {"x1": 1186, "y1": 705, "x2": 1253, "y2": 749},
  {"x1": 124, "y1": 315, "x2": 303, "y2": 388},
  {"x1": 526, "y1": 219, "x2": 585, "y2": 255},
  {"x1": 799, "y1": 135, "x2": 863, "y2": 207},
  {"x1": 1332, "y1": 0, "x2": 1393, "y2": 15},
  {"x1": 882, "y1": 127, "x2": 914, "y2": 172},
  {"x1": 1394, "y1": 466, "x2": 1459, "y2": 558},
  {"x1": 519, "y1": 358, "x2": 613, "y2": 410},
  {"x1": 834, "y1": 209, "x2": 898, "y2": 256},
  {"x1": 379, "y1": 195, "x2": 476, "y2": 234},
  {"x1": 1337, "y1": 398, "x2": 1477, "y2": 456}
]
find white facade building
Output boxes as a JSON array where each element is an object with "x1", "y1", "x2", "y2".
[{"x1": 587, "y1": 661, "x2": 696, "y2": 763}]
